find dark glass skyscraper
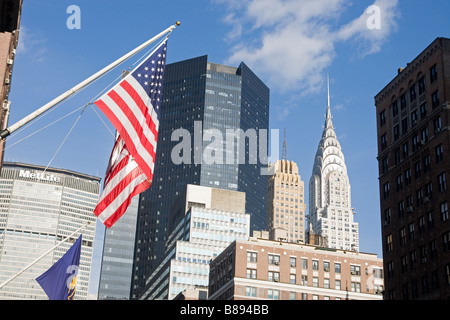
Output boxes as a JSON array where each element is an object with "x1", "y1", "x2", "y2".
[{"x1": 131, "y1": 55, "x2": 269, "y2": 299}]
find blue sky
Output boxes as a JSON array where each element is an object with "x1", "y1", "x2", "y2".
[{"x1": 5, "y1": 0, "x2": 450, "y2": 291}]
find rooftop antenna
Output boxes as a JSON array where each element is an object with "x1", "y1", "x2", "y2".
[{"x1": 282, "y1": 128, "x2": 287, "y2": 161}]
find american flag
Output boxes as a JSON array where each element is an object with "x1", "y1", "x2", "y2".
[{"x1": 93, "y1": 39, "x2": 167, "y2": 228}]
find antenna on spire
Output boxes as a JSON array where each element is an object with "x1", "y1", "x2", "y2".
[
  {"x1": 282, "y1": 128, "x2": 287, "y2": 161},
  {"x1": 327, "y1": 74, "x2": 330, "y2": 108}
]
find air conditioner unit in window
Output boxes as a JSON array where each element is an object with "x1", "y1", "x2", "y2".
[
  {"x1": 4, "y1": 78, "x2": 10, "y2": 85},
  {"x1": 7, "y1": 59, "x2": 13, "y2": 66}
]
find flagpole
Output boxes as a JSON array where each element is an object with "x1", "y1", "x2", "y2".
[
  {"x1": 0, "y1": 22, "x2": 180, "y2": 140},
  {"x1": 0, "y1": 221, "x2": 91, "y2": 290}
]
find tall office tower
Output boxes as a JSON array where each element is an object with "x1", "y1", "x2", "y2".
[
  {"x1": 375, "y1": 37, "x2": 450, "y2": 300},
  {"x1": 0, "y1": 162, "x2": 100, "y2": 300},
  {"x1": 98, "y1": 196, "x2": 139, "y2": 300},
  {"x1": 308, "y1": 81, "x2": 359, "y2": 252},
  {"x1": 0, "y1": 0, "x2": 22, "y2": 170},
  {"x1": 131, "y1": 56, "x2": 269, "y2": 299},
  {"x1": 267, "y1": 160, "x2": 306, "y2": 243},
  {"x1": 139, "y1": 184, "x2": 250, "y2": 300}
]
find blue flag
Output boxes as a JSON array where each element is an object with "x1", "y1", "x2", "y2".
[{"x1": 36, "y1": 235, "x2": 82, "y2": 300}]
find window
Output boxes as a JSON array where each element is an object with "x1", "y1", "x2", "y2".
[
  {"x1": 268, "y1": 271, "x2": 280, "y2": 282},
  {"x1": 313, "y1": 277, "x2": 319, "y2": 287},
  {"x1": 384, "y1": 208, "x2": 392, "y2": 225},
  {"x1": 427, "y1": 211, "x2": 435, "y2": 230},
  {"x1": 395, "y1": 148, "x2": 401, "y2": 165},
  {"x1": 423, "y1": 155, "x2": 431, "y2": 173},
  {"x1": 392, "y1": 100, "x2": 399, "y2": 117},
  {"x1": 408, "y1": 222, "x2": 415, "y2": 240},
  {"x1": 443, "y1": 231, "x2": 450, "y2": 252},
  {"x1": 268, "y1": 254, "x2": 280, "y2": 265},
  {"x1": 351, "y1": 282, "x2": 361, "y2": 293},
  {"x1": 323, "y1": 261, "x2": 330, "y2": 272},
  {"x1": 425, "y1": 182, "x2": 433, "y2": 200},
  {"x1": 411, "y1": 110, "x2": 418, "y2": 126},
  {"x1": 290, "y1": 256, "x2": 296, "y2": 267},
  {"x1": 350, "y1": 265, "x2": 361, "y2": 276},
  {"x1": 396, "y1": 174, "x2": 403, "y2": 191},
  {"x1": 410, "y1": 85, "x2": 417, "y2": 101},
  {"x1": 401, "y1": 255, "x2": 408, "y2": 273},
  {"x1": 436, "y1": 144, "x2": 443, "y2": 164},
  {"x1": 446, "y1": 264, "x2": 450, "y2": 285},
  {"x1": 246, "y1": 269, "x2": 257, "y2": 279},
  {"x1": 434, "y1": 116, "x2": 442, "y2": 134},
  {"x1": 247, "y1": 251, "x2": 257, "y2": 263},
  {"x1": 412, "y1": 134, "x2": 420, "y2": 151},
  {"x1": 335, "y1": 263, "x2": 341, "y2": 273},
  {"x1": 432, "y1": 90, "x2": 440, "y2": 108},
  {"x1": 324, "y1": 278, "x2": 330, "y2": 289},
  {"x1": 441, "y1": 202, "x2": 449, "y2": 222},
  {"x1": 420, "y1": 102, "x2": 427, "y2": 120},
  {"x1": 381, "y1": 134, "x2": 388, "y2": 150},
  {"x1": 301, "y1": 275, "x2": 308, "y2": 286},
  {"x1": 301, "y1": 258, "x2": 308, "y2": 269},
  {"x1": 438, "y1": 173, "x2": 447, "y2": 192},
  {"x1": 268, "y1": 289, "x2": 279, "y2": 300},
  {"x1": 430, "y1": 64, "x2": 437, "y2": 83},
  {"x1": 312, "y1": 260, "x2": 319, "y2": 270},
  {"x1": 383, "y1": 182, "x2": 390, "y2": 199},
  {"x1": 418, "y1": 216, "x2": 426, "y2": 235},
  {"x1": 416, "y1": 189, "x2": 423, "y2": 207},
  {"x1": 421, "y1": 127, "x2": 428, "y2": 143},
  {"x1": 418, "y1": 76, "x2": 426, "y2": 94},
  {"x1": 387, "y1": 261, "x2": 395, "y2": 279},
  {"x1": 402, "y1": 117, "x2": 408, "y2": 135},
  {"x1": 290, "y1": 274, "x2": 296, "y2": 284},
  {"x1": 381, "y1": 157, "x2": 389, "y2": 174},
  {"x1": 405, "y1": 168, "x2": 412, "y2": 185},
  {"x1": 335, "y1": 280, "x2": 341, "y2": 290},
  {"x1": 403, "y1": 142, "x2": 409, "y2": 159},
  {"x1": 410, "y1": 251, "x2": 417, "y2": 269},
  {"x1": 379, "y1": 109, "x2": 386, "y2": 127},
  {"x1": 386, "y1": 234, "x2": 393, "y2": 252},
  {"x1": 400, "y1": 227, "x2": 407, "y2": 245},
  {"x1": 245, "y1": 286, "x2": 256, "y2": 297},
  {"x1": 394, "y1": 125, "x2": 400, "y2": 141},
  {"x1": 400, "y1": 93, "x2": 407, "y2": 110},
  {"x1": 414, "y1": 161, "x2": 421, "y2": 179},
  {"x1": 398, "y1": 200, "x2": 405, "y2": 218}
]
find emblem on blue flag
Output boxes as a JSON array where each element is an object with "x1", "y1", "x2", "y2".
[{"x1": 36, "y1": 235, "x2": 82, "y2": 300}]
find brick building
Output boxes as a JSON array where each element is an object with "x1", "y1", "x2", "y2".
[
  {"x1": 375, "y1": 37, "x2": 450, "y2": 300},
  {"x1": 208, "y1": 233, "x2": 383, "y2": 300},
  {"x1": 0, "y1": 0, "x2": 22, "y2": 169}
]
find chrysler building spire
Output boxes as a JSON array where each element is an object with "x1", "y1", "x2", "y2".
[{"x1": 308, "y1": 77, "x2": 359, "y2": 251}]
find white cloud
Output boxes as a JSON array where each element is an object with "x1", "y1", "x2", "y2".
[
  {"x1": 16, "y1": 26, "x2": 48, "y2": 62},
  {"x1": 219, "y1": 0, "x2": 399, "y2": 93}
]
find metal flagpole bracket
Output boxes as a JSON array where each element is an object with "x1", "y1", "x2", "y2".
[{"x1": 0, "y1": 22, "x2": 180, "y2": 141}]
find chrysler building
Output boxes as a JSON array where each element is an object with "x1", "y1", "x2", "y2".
[{"x1": 308, "y1": 79, "x2": 359, "y2": 251}]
